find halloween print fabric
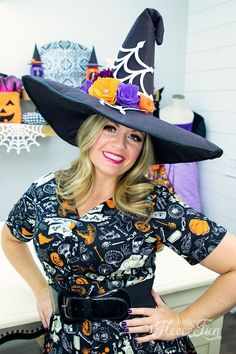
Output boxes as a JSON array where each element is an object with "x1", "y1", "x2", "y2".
[{"x1": 6, "y1": 172, "x2": 227, "y2": 354}]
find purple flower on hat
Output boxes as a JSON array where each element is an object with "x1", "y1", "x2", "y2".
[
  {"x1": 80, "y1": 80, "x2": 93, "y2": 93},
  {"x1": 116, "y1": 83, "x2": 140, "y2": 108},
  {"x1": 93, "y1": 68, "x2": 114, "y2": 82}
]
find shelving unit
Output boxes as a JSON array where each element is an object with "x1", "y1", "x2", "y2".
[
  {"x1": 0, "y1": 123, "x2": 56, "y2": 137},
  {"x1": 0, "y1": 89, "x2": 56, "y2": 140},
  {"x1": 0, "y1": 123, "x2": 56, "y2": 154},
  {"x1": 0, "y1": 89, "x2": 56, "y2": 153},
  {"x1": 41, "y1": 125, "x2": 55, "y2": 136}
]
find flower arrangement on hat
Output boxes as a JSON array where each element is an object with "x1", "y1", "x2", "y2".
[{"x1": 80, "y1": 69, "x2": 155, "y2": 113}]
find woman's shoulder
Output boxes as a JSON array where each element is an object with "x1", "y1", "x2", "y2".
[
  {"x1": 148, "y1": 184, "x2": 171, "y2": 200},
  {"x1": 28, "y1": 172, "x2": 57, "y2": 197},
  {"x1": 148, "y1": 183, "x2": 189, "y2": 210},
  {"x1": 33, "y1": 171, "x2": 56, "y2": 188}
]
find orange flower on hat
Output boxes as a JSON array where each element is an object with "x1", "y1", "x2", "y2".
[
  {"x1": 139, "y1": 94, "x2": 155, "y2": 113},
  {"x1": 88, "y1": 77, "x2": 120, "y2": 104}
]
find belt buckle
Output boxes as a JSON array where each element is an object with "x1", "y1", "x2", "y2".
[{"x1": 58, "y1": 292, "x2": 92, "y2": 323}]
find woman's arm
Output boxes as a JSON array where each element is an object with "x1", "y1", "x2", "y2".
[
  {"x1": 180, "y1": 231, "x2": 236, "y2": 327},
  {"x1": 124, "y1": 231, "x2": 236, "y2": 343},
  {"x1": 1, "y1": 223, "x2": 52, "y2": 328}
]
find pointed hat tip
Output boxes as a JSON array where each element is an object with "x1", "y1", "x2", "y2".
[{"x1": 87, "y1": 46, "x2": 100, "y2": 67}]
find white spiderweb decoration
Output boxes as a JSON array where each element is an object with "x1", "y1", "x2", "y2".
[
  {"x1": 0, "y1": 124, "x2": 45, "y2": 154},
  {"x1": 112, "y1": 41, "x2": 154, "y2": 99}
]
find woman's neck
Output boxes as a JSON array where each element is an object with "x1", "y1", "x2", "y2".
[{"x1": 92, "y1": 173, "x2": 117, "y2": 199}]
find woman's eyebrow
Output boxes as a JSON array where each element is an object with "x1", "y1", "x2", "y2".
[
  {"x1": 111, "y1": 122, "x2": 144, "y2": 135},
  {"x1": 131, "y1": 129, "x2": 146, "y2": 136}
]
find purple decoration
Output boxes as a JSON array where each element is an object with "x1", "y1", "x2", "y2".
[
  {"x1": 0, "y1": 75, "x2": 23, "y2": 92},
  {"x1": 80, "y1": 80, "x2": 93, "y2": 93},
  {"x1": 116, "y1": 83, "x2": 140, "y2": 107},
  {"x1": 93, "y1": 68, "x2": 114, "y2": 82},
  {"x1": 30, "y1": 64, "x2": 44, "y2": 78},
  {"x1": 0, "y1": 77, "x2": 7, "y2": 92},
  {"x1": 165, "y1": 123, "x2": 201, "y2": 212}
]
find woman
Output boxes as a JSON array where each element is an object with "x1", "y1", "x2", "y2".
[
  {"x1": 2, "y1": 8, "x2": 236, "y2": 354},
  {"x1": 2, "y1": 114, "x2": 236, "y2": 354}
]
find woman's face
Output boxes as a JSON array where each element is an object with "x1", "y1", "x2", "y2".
[{"x1": 89, "y1": 121, "x2": 145, "y2": 181}]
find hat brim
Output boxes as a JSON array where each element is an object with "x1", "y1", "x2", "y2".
[{"x1": 22, "y1": 75, "x2": 223, "y2": 164}]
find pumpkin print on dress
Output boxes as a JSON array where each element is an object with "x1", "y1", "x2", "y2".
[
  {"x1": 189, "y1": 219, "x2": 210, "y2": 236},
  {"x1": 50, "y1": 252, "x2": 64, "y2": 267},
  {"x1": 77, "y1": 224, "x2": 96, "y2": 245},
  {"x1": 82, "y1": 319, "x2": 92, "y2": 336},
  {"x1": 134, "y1": 221, "x2": 151, "y2": 232},
  {"x1": 21, "y1": 227, "x2": 34, "y2": 237}
]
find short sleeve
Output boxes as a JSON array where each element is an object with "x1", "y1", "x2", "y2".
[
  {"x1": 151, "y1": 186, "x2": 227, "y2": 265},
  {"x1": 6, "y1": 182, "x2": 37, "y2": 242}
]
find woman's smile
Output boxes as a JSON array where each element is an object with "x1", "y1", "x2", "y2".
[{"x1": 102, "y1": 151, "x2": 126, "y2": 164}]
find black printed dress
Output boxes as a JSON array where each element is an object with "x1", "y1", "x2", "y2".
[{"x1": 6, "y1": 172, "x2": 227, "y2": 354}]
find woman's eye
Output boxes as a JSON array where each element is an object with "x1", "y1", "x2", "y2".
[
  {"x1": 130, "y1": 134, "x2": 143, "y2": 142},
  {"x1": 103, "y1": 125, "x2": 116, "y2": 132}
]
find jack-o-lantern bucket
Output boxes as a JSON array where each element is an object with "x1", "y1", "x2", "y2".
[{"x1": 0, "y1": 91, "x2": 22, "y2": 124}]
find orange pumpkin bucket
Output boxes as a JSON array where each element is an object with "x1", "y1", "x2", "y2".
[{"x1": 0, "y1": 91, "x2": 22, "y2": 123}]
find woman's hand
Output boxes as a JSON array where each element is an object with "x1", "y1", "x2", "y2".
[
  {"x1": 35, "y1": 286, "x2": 52, "y2": 329},
  {"x1": 122, "y1": 290, "x2": 194, "y2": 343}
]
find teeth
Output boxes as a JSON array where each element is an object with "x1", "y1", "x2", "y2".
[{"x1": 103, "y1": 152, "x2": 124, "y2": 161}]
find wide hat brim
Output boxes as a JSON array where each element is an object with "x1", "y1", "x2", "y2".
[{"x1": 22, "y1": 75, "x2": 223, "y2": 164}]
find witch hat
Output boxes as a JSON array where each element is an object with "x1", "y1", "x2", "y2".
[
  {"x1": 112, "y1": 8, "x2": 164, "y2": 98},
  {"x1": 30, "y1": 44, "x2": 43, "y2": 64},
  {"x1": 86, "y1": 46, "x2": 101, "y2": 81},
  {"x1": 22, "y1": 8, "x2": 223, "y2": 163},
  {"x1": 87, "y1": 46, "x2": 100, "y2": 67}
]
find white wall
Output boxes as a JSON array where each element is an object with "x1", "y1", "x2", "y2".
[
  {"x1": 0, "y1": 0, "x2": 188, "y2": 101},
  {"x1": 0, "y1": 0, "x2": 189, "y2": 220},
  {"x1": 184, "y1": 0, "x2": 236, "y2": 234}
]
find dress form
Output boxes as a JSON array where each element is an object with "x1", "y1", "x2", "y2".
[
  {"x1": 159, "y1": 94, "x2": 194, "y2": 124},
  {"x1": 159, "y1": 95, "x2": 201, "y2": 212}
]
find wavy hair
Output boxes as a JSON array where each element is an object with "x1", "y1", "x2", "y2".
[{"x1": 55, "y1": 114, "x2": 155, "y2": 221}]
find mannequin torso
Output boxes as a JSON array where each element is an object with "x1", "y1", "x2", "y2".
[{"x1": 160, "y1": 94, "x2": 194, "y2": 124}]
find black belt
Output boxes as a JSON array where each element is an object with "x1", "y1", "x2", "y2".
[{"x1": 50, "y1": 279, "x2": 156, "y2": 323}]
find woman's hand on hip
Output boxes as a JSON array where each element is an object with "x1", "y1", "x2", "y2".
[
  {"x1": 122, "y1": 290, "x2": 194, "y2": 343},
  {"x1": 35, "y1": 286, "x2": 52, "y2": 329}
]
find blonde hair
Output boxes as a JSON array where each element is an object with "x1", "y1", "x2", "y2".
[{"x1": 55, "y1": 114, "x2": 155, "y2": 221}]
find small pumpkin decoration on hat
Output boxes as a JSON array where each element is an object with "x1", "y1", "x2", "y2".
[
  {"x1": 189, "y1": 218, "x2": 210, "y2": 236},
  {"x1": 0, "y1": 74, "x2": 23, "y2": 123}
]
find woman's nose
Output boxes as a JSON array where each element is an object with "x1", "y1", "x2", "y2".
[{"x1": 111, "y1": 132, "x2": 127, "y2": 149}]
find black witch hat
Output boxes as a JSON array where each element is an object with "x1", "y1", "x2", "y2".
[
  {"x1": 22, "y1": 8, "x2": 223, "y2": 163},
  {"x1": 30, "y1": 44, "x2": 43, "y2": 64},
  {"x1": 87, "y1": 46, "x2": 100, "y2": 67}
]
